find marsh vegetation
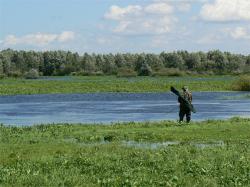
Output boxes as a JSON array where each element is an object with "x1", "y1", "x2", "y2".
[
  {"x1": 0, "y1": 75, "x2": 238, "y2": 95},
  {"x1": 0, "y1": 118, "x2": 249, "y2": 186}
]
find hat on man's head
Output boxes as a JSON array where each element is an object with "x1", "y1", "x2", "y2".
[{"x1": 182, "y1": 86, "x2": 188, "y2": 91}]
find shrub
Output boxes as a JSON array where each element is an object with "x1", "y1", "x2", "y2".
[
  {"x1": 116, "y1": 68, "x2": 137, "y2": 77},
  {"x1": 138, "y1": 63, "x2": 152, "y2": 76},
  {"x1": 25, "y1": 69, "x2": 39, "y2": 79},
  {"x1": 152, "y1": 68, "x2": 185, "y2": 77},
  {"x1": 242, "y1": 66, "x2": 250, "y2": 74},
  {"x1": 56, "y1": 65, "x2": 75, "y2": 76},
  {"x1": 95, "y1": 71, "x2": 104, "y2": 76},
  {"x1": 185, "y1": 70, "x2": 199, "y2": 76},
  {"x1": 76, "y1": 71, "x2": 94, "y2": 76},
  {"x1": 232, "y1": 75, "x2": 250, "y2": 91},
  {"x1": 8, "y1": 71, "x2": 23, "y2": 78},
  {"x1": 230, "y1": 70, "x2": 243, "y2": 75},
  {"x1": 0, "y1": 74, "x2": 5, "y2": 79},
  {"x1": 70, "y1": 72, "x2": 78, "y2": 76}
]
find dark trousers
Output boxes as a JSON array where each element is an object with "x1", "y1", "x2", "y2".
[{"x1": 179, "y1": 109, "x2": 191, "y2": 123}]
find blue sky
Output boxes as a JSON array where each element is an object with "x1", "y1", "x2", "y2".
[{"x1": 1, "y1": 0, "x2": 250, "y2": 54}]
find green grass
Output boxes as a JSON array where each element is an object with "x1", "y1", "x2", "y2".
[
  {"x1": 0, "y1": 75, "x2": 236, "y2": 95},
  {"x1": 0, "y1": 75, "x2": 248, "y2": 186},
  {"x1": 0, "y1": 118, "x2": 250, "y2": 186}
]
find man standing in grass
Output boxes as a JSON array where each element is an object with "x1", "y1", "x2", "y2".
[{"x1": 178, "y1": 86, "x2": 192, "y2": 123}]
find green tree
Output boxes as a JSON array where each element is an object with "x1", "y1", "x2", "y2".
[
  {"x1": 145, "y1": 54, "x2": 164, "y2": 71},
  {"x1": 11, "y1": 51, "x2": 26, "y2": 73},
  {"x1": 43, "y1": 52, "x2": 57, "y2": 76},
  {"x1": 246, "y1": 55, "x2": 250, "y2": 65},
  {"x1": 139, "y1": 62, "x2": 152, "y2": 76},
  {"x1": 207, "y1": 50, "x2": 228, "y2": 73},
  {"x1": 135, "y1": 54, "x2": 146, "y2": 72},
  {"x1": 114, "y1": 53, "x2": 126, "y2": 68},
  {"x1": 224, "y1": 52, "x2": 243, "y2": 73},
  {"x1": 185, "y1": 53, "x2": 201, "y2": 70},
  {"x1": 160, "y1": 52, "x2": 184, "y2": 69},
  {"x1": 101, "y1": 54, "x2": 117, "y2": 74},
  {"x1": 81, "y1": 53, "x2": 96, "y2": 73}
]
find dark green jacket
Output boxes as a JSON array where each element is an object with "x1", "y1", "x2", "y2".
[{"x1": 178, "y1": 91, "x2": 192, "y2": 110}]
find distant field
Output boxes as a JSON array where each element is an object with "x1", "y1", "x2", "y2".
[
  {"x1": 0, "y1": 118, "x2": 249, "y2": 186},
  {"x1": 0, "y1": 75, "x2": 236, "y2": 95}
]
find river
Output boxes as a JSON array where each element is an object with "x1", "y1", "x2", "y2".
[{"x1": 0, "y1": 92, "x2": 249, "y2": 126}]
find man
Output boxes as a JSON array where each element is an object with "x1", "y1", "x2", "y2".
[{"x1": 178, "y1": 86, "x2": 192, "y2": 123}]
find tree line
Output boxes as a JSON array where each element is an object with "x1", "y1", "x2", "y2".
[{"x1": 0, "y1": 48, "x2": 250, "y2": 77}]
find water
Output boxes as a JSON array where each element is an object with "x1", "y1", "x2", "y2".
[
  {"x1": 62, "y1": 138, "x2": 224, "y2": 149},
  {"x1": 123, "y1": 140, "x2": 224, "y2": 149},
  {"x1": 123, "y1": 140, "x2": 180, "y2": 149},
  {"x1": 0, "y1": 92, "x2": 249, "y2": 126}
]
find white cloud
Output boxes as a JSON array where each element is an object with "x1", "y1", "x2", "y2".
[
  {"x1": 176, "y1": 2, "x2": 191, "y2": 12},
  {"x1": 200, "y1": 0, "x2": 250, "y2": 22},
  {"x1": 226, "y1": 27, "x2": 250, "y2": 40},
  {"x1": 4, "y1": 35, "x2": 20, "y2": 45},
  {"x1": 145, "y1": 3, "x2": 173, "y2": 14},
  {"x1": 104, "y1": 2, "x2": 176, "y2": 35},
  {"x1": 154, "y1": 0, "x2": 208, "y2": 2},
  {"x1": 104, "y1": 5, "x2": 142, "y2": 20},
  {"x1": 2, "y1": 31, "x2": 75, "y2": 47},
  {"x1": 196, "y1": 26, "x2": 250, "y2": 45},
  {"x1": 113, "y1": 21, "x2": 131, "y2": 33},
  {"x1": 112, "y1": 16, "x2": 176, "y2": 35},
  {"x1": 57, "y1": 31, "x2": 75, "y2": 42},
  {"x1": 153, "y1": 0, "x2": 211, "y2": 3},
  {"x1": 154, "y1": 0, "x2": 208, "y2": 12}
]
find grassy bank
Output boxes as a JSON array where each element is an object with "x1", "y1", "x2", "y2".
[
  {"x1": 0, "y1": 118, "x2": 249, "y2": 186},
  {"x1": 0, "y1": 75, "x2": 236, "y2": 95}
]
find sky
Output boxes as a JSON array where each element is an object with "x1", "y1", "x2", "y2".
[{"x1": 1, "y1": 0, "x2": 250, "y2": 54}]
